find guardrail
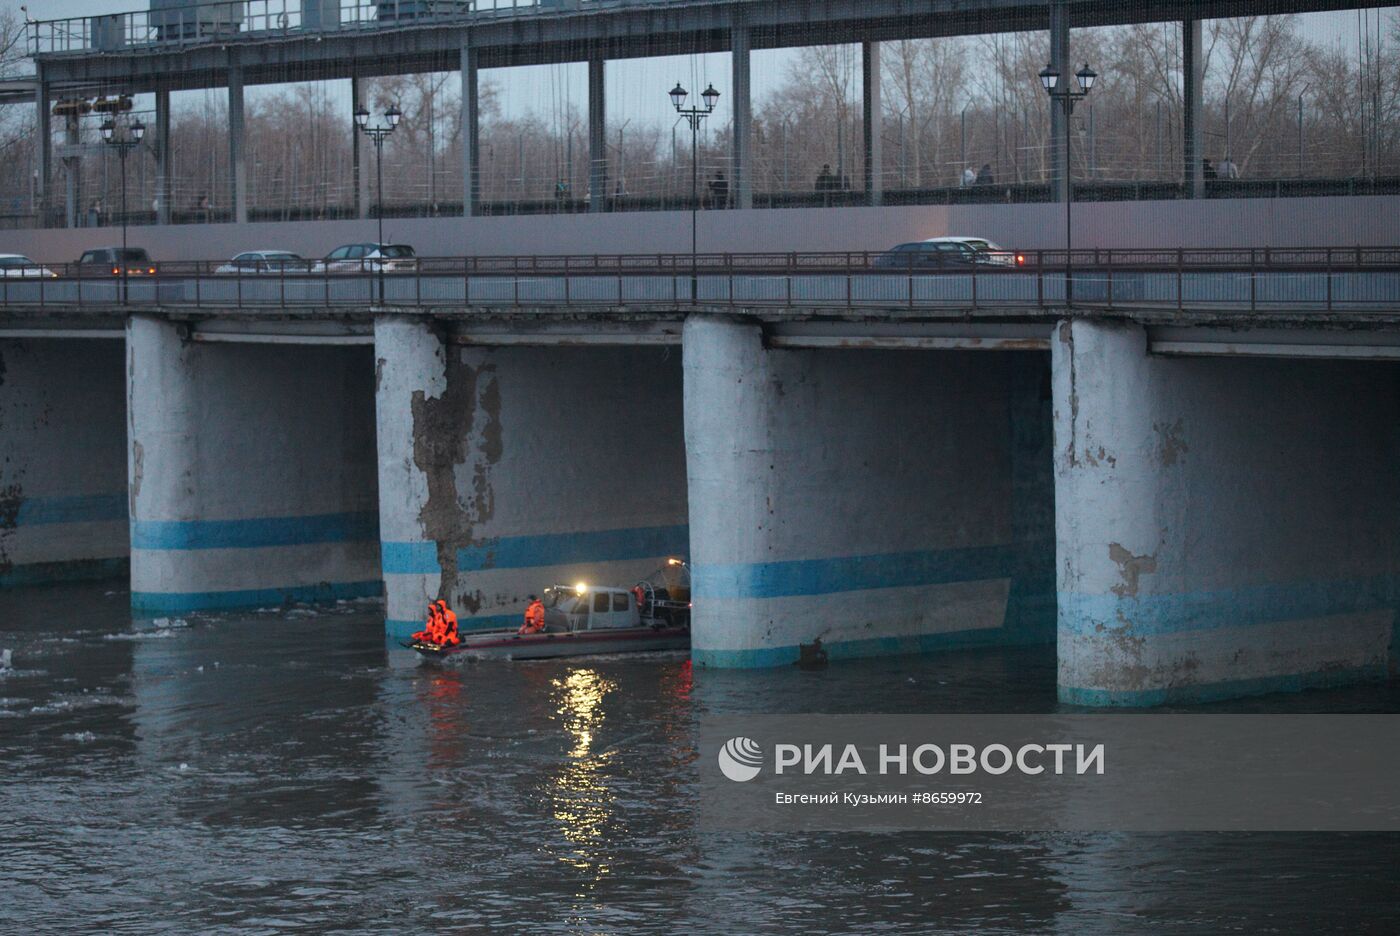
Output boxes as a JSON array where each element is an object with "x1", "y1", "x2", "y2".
[
  {"x1": 1, "y1": 248, "x2": 1399, "y2": 312},
  {"x1": 29, "y1": 0, "x2": 650, "y2": 56}
]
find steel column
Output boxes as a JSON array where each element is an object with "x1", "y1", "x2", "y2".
[
  {"x1": 154, "y1": 88, "x2": 172, "y2": 225},
  {"x1": 1048, "y1": 3, "x2": 1070, "y2": 203},
  {"x1": 228, "y1": 62, "x2": 247, "y2": 223},
  {"x1": 588, "y1": 55, "x2": 607, "y2": 212},
  {"x1": 461, "y1": 43, "x2": 481, "y2": 217},
  {"x1": 732, "y1": 15, "x2": 752, "y2": 210},
  {"x1": 863, "y1": 40, "x2": 883, "y2": 206},
  {"x1": 1183, "y1": 19, "x2": 1205, "y2": 198},
  {"x1": 35, "y1": 67, "x2": 52, "y2": 225},
  {"x1": 351, "y1": 76, "x2": 370, "y2": 219}
]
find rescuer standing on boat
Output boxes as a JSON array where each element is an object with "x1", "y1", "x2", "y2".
[{"x1": 520, "y1": 595, "x2": 546, "y2": 635}]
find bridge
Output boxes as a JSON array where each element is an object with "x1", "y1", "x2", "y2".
[
  {"x1": 2, "y1": 240, "x2": 1399, "y2": 708},
  {"x1": 4, "y1": 0, "x2": 1398, "y2": 708}
]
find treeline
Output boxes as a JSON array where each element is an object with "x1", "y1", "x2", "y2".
[{"x1": 4, "y1": 13, "x2": 1397, "y2": 220}]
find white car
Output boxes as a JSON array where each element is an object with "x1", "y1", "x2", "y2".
[
  {"x1": 316, "y1": 243, "x2": 418, "y2": 274},
  {"x1": 0, "y1": 254, "x2": 58, "y2": 278},
  {"x1": 215, "y1": 250, "x2": 310, "y2": 274}
]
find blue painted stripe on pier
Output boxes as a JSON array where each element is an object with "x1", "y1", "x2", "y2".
[
  {"x1": 10, "y1": 493, "x2": 127, "y2": 527},
  {"x1": 131, "y1": 510, "x2": 379, "y2": 551},
  {"x1": 1058, "y1": 663, "x2": 1390, "y2": 708},
  {"x1": 693, "y1": 622, "x2": 1049, "y2": 669},
  {"x1": 0, "y1": 556, "x2": 129, "y2": 589},
  {"x1": 380, "y1": 524, "x2": 690, "y2": 575},
  {"x1": 1057, "y1": 575, "x2": 1398, "y2": 638},
  {"x1": 131, "y1": 579, "x2": 383, "y2": 612},
  {"x1": 692, "y1": 543, "x2": 1026, "y2": 600}
]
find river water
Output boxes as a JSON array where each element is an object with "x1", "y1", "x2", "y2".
[{"x1": 2, "y1": 580, "x2": 1398, "y2": 934}]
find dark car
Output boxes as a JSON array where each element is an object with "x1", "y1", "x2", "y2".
[
  {"x1": 77, "y1": 247, "x2": 155, "y2": 276},
  {"x1": 871, "y1": 240, "x2": 984, "y2": 270}
]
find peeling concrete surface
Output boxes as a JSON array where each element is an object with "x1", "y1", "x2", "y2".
[
  {"x1": 410, "y1": 350, "x2": 500, "y2": 611},
  {"x1": 1107, "y1": 543, "x2": 1158, "y2": 598},
  {"x1": 1154, "y1": 418, "x2": 1189, "y2": 466}
]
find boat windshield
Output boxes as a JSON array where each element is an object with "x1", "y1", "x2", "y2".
[{"x1": 544, "y1": 588, "x2": 588, "y2": 613}]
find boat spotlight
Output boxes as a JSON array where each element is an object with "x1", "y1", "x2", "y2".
[{"x1": 575, "y1": 581, "x2": 588, "y2": 594}]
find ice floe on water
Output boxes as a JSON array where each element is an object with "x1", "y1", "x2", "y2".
[
  {"x1": 103, "y1": 618, "x2": 190, "y2": 641},
  {"x1": 62, "y1": 731, "x2": 97, "y2": 743}
]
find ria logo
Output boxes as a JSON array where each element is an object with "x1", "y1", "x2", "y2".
[{"x1": 717, "y1": 737, "x2": 763, "y2": 782}]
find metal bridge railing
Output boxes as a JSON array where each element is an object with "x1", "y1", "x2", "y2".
[{"x1": 2, "y1": 248, "x2": 1399, "y2": 312}]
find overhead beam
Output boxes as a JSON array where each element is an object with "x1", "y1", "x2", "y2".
[{"x1": 35, "y1": 0, "x2": 1375, "y2": 94}]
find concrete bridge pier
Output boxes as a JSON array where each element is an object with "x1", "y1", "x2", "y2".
[
  {"x1": 126, "y1": 316, "x2": 381, "y2": 612},
  {"x1": 682, "y1": 315, "x2": 1055, "y2": 667},
  {"x1": 0, "y1": 336, "x2": 128, "y2": 587},
  {"x1": 1053, "y1": 319, "x2": 1400, "y2": 706},
  {"x1": 373, "y1": 317, "x2": 688, "y2": 637}
]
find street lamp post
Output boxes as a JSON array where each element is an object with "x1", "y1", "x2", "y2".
[
  {"x1": 100, "y1": 116, "x2": 145, "y2": 305},
  {"x1": 669, "y1": 81, "x2": 719, "y2": 303},
  {"x1": 354, "y1": 102, "x2": 402, "y2": 303},
  {"x1": 1039, "y1": 62, "x2": 1097, "y2": 305}
]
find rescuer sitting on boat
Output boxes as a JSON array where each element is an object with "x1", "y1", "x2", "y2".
[
  {"x1": 435, "y1": 600, "x2": 461, "y2": 646},
  {"x1": 411, "y1": 601, "x2": 442, "y2": 643},
  {"x1": 519, "y1": 595, "x2": 546, "y2": 635},
  {"x1": 412, "y1": 600, "x2": 461, "y2": 646}
]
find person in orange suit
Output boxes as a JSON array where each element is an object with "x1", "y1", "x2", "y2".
[
  {"x1": 413, "y1": 601, "x2": 443, "y2": 643},
  {"x1": 519, "y1": 595, "x2": 546, "y2": 635},
  {"x1": 435, "y1": 600, "x2": 461, "y2": 646}
]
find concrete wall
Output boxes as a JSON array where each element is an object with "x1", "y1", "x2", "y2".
[
  {"x1": 127, "y1": 317, "x2": 381, "y2": 612},
  {"x1": 1053, "y1": 320, "x2": 1400, "y2": 706},
  {"x1": 683, "y1": 316, "x2": 1055, "y2": 667},
  {"x1": 4, "y1": 195, "x2": 1398, "y2": 264},
  {"x1": 374, "y1": 318, "x2": 688, "y2": 637},
  {"x1": 0, "y1": 338, "x2": 128, "y2": 585}
]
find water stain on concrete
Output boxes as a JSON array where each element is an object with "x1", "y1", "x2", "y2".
[
  {"x1": 411, "y1": 349, "x2": 501, "y2": 612},
  {"x1": 1155, "y1": 418, "x2": 1189, "y2": 466},
  {"x1": 0, "y1": 482, "x2": 21, "y2": 574},
  {"x1": 129, "y1": 441, "x2": 144, "y2": 515},
  {"x1": 1107, "y1": 543, "x2": 1157, "y2": 598}
]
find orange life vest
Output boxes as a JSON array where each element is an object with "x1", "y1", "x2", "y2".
[{"x1": 521, "y1": 600, "x2": 545, "y2": 634}]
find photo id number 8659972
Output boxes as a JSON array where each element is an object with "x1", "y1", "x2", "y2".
[{"x1": 911, "y1": 792, "x2": 983, "y2": 805}]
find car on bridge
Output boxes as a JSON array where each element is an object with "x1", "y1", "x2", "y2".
[
  {"x1": 215, "y1": 250, "x2": 312, "y2": 275},
  {"x1": 317, "y1": 243, "x2": 418, "y2": 274},
  {"x1": 873, "y1": 237, "x2": 1019, "y2": 270},
  {"x1": 76, "y1": 247, "x2": 155, "y2": 277},
  {"x1": 0, "y1": 254, "x2": 58, "y2": 278}
]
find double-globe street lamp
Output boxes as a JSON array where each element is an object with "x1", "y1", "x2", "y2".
[
  {"x1": 669, "y1": 81, "x2": 720, "y2": 302},
  {"x1": 100, "y1": 115, "x2": 145, "y2": 304},
  {"x1": 354, "y1": 102, "x2": 402, "y2": 302},
  {"x1": 1038, "y1": 61, "x2": 1097, "y2": 305}
]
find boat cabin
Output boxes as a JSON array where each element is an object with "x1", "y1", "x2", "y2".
[{"x1": 544, "y1": 585, "x2": 640, "y2": 630}]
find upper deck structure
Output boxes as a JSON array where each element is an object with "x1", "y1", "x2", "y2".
[{"x1": 25, "y1": 0, "x2": 1393, "y2": 229}]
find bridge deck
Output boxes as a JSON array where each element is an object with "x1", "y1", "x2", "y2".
[{"x1": 1, "y1": 250, "x2": 1398, "y2": 321}]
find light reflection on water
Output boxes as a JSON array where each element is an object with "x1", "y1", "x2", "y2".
[{"x1": 1, "y1": 580, "x2": 1398, "y2": 934}]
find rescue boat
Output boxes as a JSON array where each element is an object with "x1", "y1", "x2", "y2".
[{"x1": 405, "y1": 560, "x2": 692, "y2": 662}]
